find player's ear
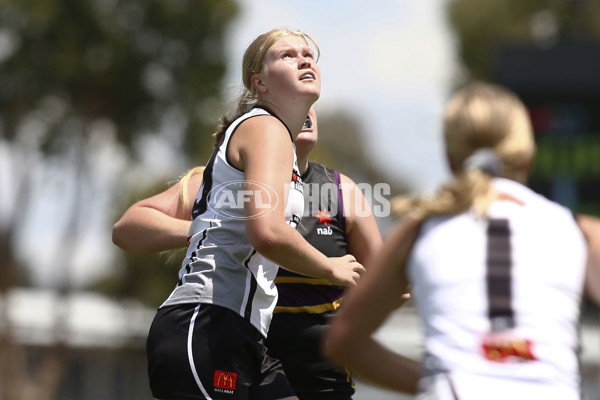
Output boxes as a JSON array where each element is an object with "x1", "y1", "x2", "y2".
[{"x1": 251, "y1": 74, "x2": 268, "y2": 94}]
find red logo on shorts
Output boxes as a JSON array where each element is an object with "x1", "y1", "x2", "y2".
[{"x1": 214, "y1": 370, "x2": 237, "y2": 390}]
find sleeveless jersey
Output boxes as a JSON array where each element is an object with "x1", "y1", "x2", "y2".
[
  {"x1": 274, "y1": 162, "x2": 348, "y2": 314},
  {"x1": 408, "y1": 178, "x2": 587, "y2": 398},
  {"x1": 161, "y1": 107, "x2": 304, "y2": 338}
]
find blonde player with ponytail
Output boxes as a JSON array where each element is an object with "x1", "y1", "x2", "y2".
[{"x1": 326, "y1": 82, "x2": 600, "y2": 399}]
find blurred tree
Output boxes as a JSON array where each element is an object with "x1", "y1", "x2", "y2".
[
  {"x1": 447, "y1": 0, "x2": 600, "y2": 81},
  {"x1": 316, "y1": 109, "x2": 410, "y2": 197},
  {"x1": 1, "y1": 0, "x2": 237, "y2": 153},
  {"x1": 0, "y1": 0, "x2": 237, "y2": 398}
]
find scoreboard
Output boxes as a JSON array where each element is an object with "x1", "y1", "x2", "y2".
[
  {"x1": 495, "y1": 43, "x2": 600, "y2": 216},
  {"x1": 527, "y1": 103, "x2": 600, "y2": 215}
]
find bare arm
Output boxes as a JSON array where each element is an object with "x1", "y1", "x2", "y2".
[
  {"x1": 341, "y1": 174, "x2": 410, "y2": 306},
  {"x1": 232, "y1": 116, "x2": 364, "y2": 287},
  {"x1": 576, "y1": 213, "x2": 600, "y2": 307},
  {"x1": 112, "y1": 172, "x2": 203, "y2": 255},
  {"x1": 324, "y1": 216, "x2": 422, "y2": 393},
  {"x1": 339, "y1": 173, "x2": 382, "y2": 264}
]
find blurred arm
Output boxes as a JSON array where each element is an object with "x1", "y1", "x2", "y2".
[
  {"x1": 340, "y1": 173, "x2": 382, "y2": 264},
  {"x1": 112, "y1": 173, "x2": 202, "y2": 255},
  {"x1": 576, "y1": 214, "x2": 600, "y2": 307}
]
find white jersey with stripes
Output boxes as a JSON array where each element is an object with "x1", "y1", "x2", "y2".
[
  {"x1": 161, "y1": 107, "x2": 304, "y2": 338},
  {"x1": 408, "y1": 178, "x2": 587, "y2": 399}
]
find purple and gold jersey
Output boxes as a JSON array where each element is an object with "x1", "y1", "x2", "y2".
[{"x1": 274, "y1": 162, "x2": 348, "y2": 314}]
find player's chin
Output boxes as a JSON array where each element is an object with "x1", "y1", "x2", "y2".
[
  {"x1": 299, "y1": 84, "x2": 321, "y2": 101},
  {"x1": 295, "y1": 135, "x2": 317, "y2": 153}
]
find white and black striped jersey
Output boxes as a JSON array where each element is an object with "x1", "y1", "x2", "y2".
[
  {"x1": 408, "y1": 178, "x2": 587, "y2": 399},
  {"x1": 161, "y1": 106, "x2": 304, "y2": 338}
]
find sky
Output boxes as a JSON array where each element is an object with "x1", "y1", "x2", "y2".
[{"x1": 222, "y1": 0, "x2": 458, "y2": 194}]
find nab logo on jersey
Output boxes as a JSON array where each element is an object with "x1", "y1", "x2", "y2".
[
  {"x1": 315, "y1": 209, "x2": 333, "y2": 235},
  {"x1": 214, "y1": 370, "x2": 237, "y2": 393}
]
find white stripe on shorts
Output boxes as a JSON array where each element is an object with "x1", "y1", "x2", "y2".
[{"x1": 187, "y1": 304, "x2": 213, "y2": 400}]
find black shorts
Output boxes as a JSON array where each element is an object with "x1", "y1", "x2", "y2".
[
  {"x1": 266, "y1": 312, "x2": 354, "y2": 400},
  {"x1": 147, "y1": 303, "x2": 295, "y2": 400}
]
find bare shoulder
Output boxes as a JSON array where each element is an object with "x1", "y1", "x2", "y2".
[
  {"x1": 339, "y1": 172, "x2": 357, "y2": 186},
  {"x1": 237, "y1": 114, "x2": 290, "y2": 143},
  {"x1": 338, "y1": 173, "x2": 362, "y2": 199},
  {"x1": 338, "y1": 173, "x2": 366, "y2": 210},
  {"x1": 230, "y1": 115, "x2": 292, "y2": 170}
]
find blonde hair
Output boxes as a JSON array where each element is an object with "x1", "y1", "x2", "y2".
[
  {"x1": 178, "y1": 166, "x2": 205, "y2": 210},
  {"x1": 162, "y1": 166, "x2": 205, "y2": 266},
  {"x1": 393, "y1": 82, "x2": 535, "y2": 220},
  {"x1": 213, "y1": 28, "x2": 320, "y2": 147}
]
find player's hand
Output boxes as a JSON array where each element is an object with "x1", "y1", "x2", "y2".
[{"x1": 328, "y1": 254, "x2": 365, "y2": 287}]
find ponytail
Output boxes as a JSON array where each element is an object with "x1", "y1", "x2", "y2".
[
  {"x1": 392, "y1": 149, "x2": 501, "y2": 220},
  {"x1": 212, "y1": 89, "x2": 258, "y2": 147}
]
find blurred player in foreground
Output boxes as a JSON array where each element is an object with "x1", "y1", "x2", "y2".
[{"x1": 325, "y1": 82, "x2": 600, "y2": 400}]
